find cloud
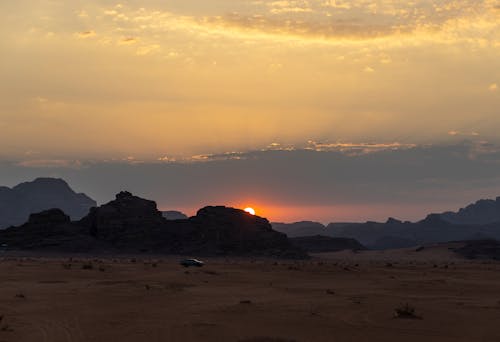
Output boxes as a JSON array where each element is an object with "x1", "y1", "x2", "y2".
[
  {"x1": 16, "y1": 159, "x2": 82, "y2": 169},
  {"x1": 448, "y1": 130, "x2": 480, "y2": 137},
  {"x1": 75, "y1": 30, "x2": 96, "y2": 39},
  {"x1": 119, "y1": 37, "x2": 137, "y2": 45},
  {"x1": 5, "y1": 141, "x2": 500, "y2": 222}
]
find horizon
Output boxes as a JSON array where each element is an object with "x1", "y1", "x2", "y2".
[{"x1": 3, "y1": 141, "x2": 500, "y2": 224}]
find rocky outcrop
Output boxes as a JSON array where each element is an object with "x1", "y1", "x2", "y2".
[
  {"x1": 187, "y1": 206, "x2": 307, "y2": 258},
  {"x1": 290, "y1": 235, "x2": 366, "y2": 253},
  {"x1": 0, "y1": 209, "x2": 97, "y2": 252},
  {"x1": 0, "y1": 192, "x2": 307, "y2": 258},
  {"x1": 0, "y1": 178, "x2": 96, "y2": 229},
  {"x1": 78, "y1": 191, "x2": 169, "y2": 249}
]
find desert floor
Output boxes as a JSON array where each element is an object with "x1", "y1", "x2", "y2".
[{"x1": 0, "y1": 248, "x2": 500, "y2": 342}]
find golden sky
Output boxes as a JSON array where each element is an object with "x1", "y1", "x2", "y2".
[{"x1": 0, "y1": 0, "x2": 499, "y2": 161}]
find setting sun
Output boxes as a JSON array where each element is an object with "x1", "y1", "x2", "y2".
[{"x1": 244, "y1": 207, "x2": 256, "y2": 215}]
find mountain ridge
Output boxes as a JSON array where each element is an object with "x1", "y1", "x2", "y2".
[{"x1": 0, "y1": 178, "x2": 96, "y2": 229}]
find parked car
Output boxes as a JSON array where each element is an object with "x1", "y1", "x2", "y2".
[{"x1": 180, "y1": 259, "x2": 204, "y2": 267}]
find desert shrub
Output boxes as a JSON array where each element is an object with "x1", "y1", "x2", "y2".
[
  {"x1": 82, "y1": 262, "x2": 93, "y2": 270},
  {"x1": 394, "y1": 303, "x2": 421, "y2": 319}
]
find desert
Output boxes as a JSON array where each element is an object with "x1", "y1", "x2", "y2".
[{"x1": 1, "y1": 247, "x2": 500, "y2": 342}]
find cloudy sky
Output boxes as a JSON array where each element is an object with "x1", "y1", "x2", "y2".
[{"x1": 0, "y1": 1, "x2": 499, "y2": 222}]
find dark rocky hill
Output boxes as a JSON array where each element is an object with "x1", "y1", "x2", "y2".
[
  {"x1": 290, "y1": 235, "x2": 366, "y2": 253},
  {"x1": 0, "y1": 192, "x2": 307, "y2": 258},
  {"x1": 0, "y1": 209, "x2": 99, "y2": 252},
  {"x1": 0, "y1": 178, "x2": 96, "y2": 229}
]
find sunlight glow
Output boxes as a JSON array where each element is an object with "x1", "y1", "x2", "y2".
[{"x1": 244, "y1": 207, "x2": 256, "y2": 215}]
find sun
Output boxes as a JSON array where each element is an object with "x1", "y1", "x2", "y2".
[{"x1": 244, "y1": 207, "x2": 256, "y2": 215}]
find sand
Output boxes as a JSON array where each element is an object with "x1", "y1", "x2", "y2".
[{"x1": 0, "y1": 250, "x2": 499, "y2": 342}]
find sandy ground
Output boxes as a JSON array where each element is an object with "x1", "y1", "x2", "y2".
[{"x1": 0, "y1": 249, "x2": 500, "y2": 342}]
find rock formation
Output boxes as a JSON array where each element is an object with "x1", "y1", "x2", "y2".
[
  {"x1": 187, "y1": 206, "x2": 306, "y2": 258},
  {"x1": 0, "y1": 209, "x2": 97, "y2": 252},
  {"x1": 0, "y1": 192, "x2": 307, "y2": 258}
]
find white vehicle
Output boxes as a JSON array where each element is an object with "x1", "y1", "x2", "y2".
[{"x1": 180, "y1": 259, "x2": 204, "y2": 267}]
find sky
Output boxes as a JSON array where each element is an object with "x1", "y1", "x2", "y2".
[{"x1": 0, "y1": 1, "x2": 499, "y2": 222}]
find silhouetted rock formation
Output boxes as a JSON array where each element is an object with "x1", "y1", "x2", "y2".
[
  {"x1": 187, "y1": 206, "x2": 306, "y2": 258},
  {"x1": 454, "y1": 240, "x2": 500, "y2": 260},
  {"x1": 162, "y1": 211, "x2": 188, "y2": 220},
  {"x1": 0, "y1": 209, "x2": 98, "y2": 252},
  {"x1": 79, "y1": 191, "x2": 166, "y2": 242},
  {"x1": 0, "y1": 178, "x2": 96, "y2": 229},
  {"x1": 440, "y1": 198, "x2": 500, "y2": 225},
  {"x1": 0, "y1": 192, "x2": 307, "y2": 258},
  {"x1": 272, "y1": 221, "x2": 327, "y2": 237},
  {"x1": 290, "y1": 235, "x2": 366, "y2": 253}
]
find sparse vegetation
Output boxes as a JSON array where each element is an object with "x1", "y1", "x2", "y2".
[
  {"x1": 394, "y1": 303, "x2": 421, "y2": 319},
  {"x1": 15, "y1": 293, "x2": 26, "y2": 299},
  {"x1": 0, "y1": 324, "x2": 13, "y2": 332},
  {"x1": 82, "y1": 262, "x2": 93, "y2": 270},
  {"x1": 62, "y1": 263, "x2": 72, "y2": 269}
]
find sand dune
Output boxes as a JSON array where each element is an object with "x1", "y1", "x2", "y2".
[{"x1": 0, "y1": 252, "x2": 499, "y2": 342}]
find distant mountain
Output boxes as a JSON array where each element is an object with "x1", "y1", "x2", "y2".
[
  {"x1": 0, "y1": 178, "x2": 96, "y2": 229},
  {"x1": 290, "y1": 235, "x2": 366, "y2": 253},
  {"x1": 0, "y1": 191, "x2": 307, "y2": 258},
  {"x1": 162, "y1": 211, "x2": 188, "y2": 220},
  {"x1": 327, "y1": 215, "x2": 500, "y2": 250},
  {"x1": 272, "y1": 221, "x2": 327, "y2": 237},
  {"x1": 440, "y1": 197, "x2": 500, "y2": 225}
]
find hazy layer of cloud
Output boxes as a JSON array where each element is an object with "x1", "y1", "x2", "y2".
[{"x1": 3, "y1": 141, "x2": 500, "y2": 223}]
